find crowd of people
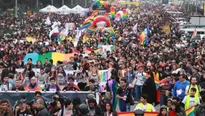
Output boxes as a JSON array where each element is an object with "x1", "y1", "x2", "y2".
[{"x1": 1, "y1": 2, "x2": 205, "y2": 116}]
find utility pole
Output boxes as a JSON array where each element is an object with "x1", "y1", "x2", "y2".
[
  {"x1": 62, "y1": 0, "x2": 64, "y2": 6},
  {"x1": 51, "y1": 0, "x2": 53, "y2": 5},
  {"x1": 36, "y1": 0, "x2": 39, "y2": 9},
  {"x1": 195, "y1": 0, "x2": 197, "y2": 13},
  {"x1": 85, "y1": 0, "x2": 87, "y2": 8},
  {"x1": 71, "y1": 0, "x2": 73, "y2": 6},
  {"x1": 188, "y1": 2, "x2": 189, "y2": 11},
  {"x1": 15, "y1": 0, "x2": 18, "y2": 17}
]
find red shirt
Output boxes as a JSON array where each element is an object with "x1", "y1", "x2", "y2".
[{"x1": 169, "y1": 110, "x2": 177, "y2": 116}]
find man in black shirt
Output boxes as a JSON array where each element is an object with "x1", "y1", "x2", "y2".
[
  {"x1": 116, "y1": 78, "x2": 134, "y2": 112},
  {"x1": 17, "y1": 101, "x2": 33, "y2": 116},
  {"x1": 12, "y1": 80, "x2": 25, "y2": 91},
  {"x1": 84, "y1": 79, "x2": 99, "y2": 91}
]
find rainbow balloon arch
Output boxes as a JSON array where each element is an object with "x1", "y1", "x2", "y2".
[{"x1": 78, "y1": 0, "x2": 139, "y2": 43}]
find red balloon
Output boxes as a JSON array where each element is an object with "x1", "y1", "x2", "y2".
[{"x1": 91, "y1": 16, "x2": 111, "y2": 28}]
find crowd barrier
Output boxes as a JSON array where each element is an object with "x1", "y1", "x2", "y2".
[{"x1": 0, "y1": 91, "x2": 95, "y2": 106}]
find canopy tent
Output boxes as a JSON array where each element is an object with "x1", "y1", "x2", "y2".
[
  {"x1": 57, "y1": 5, "x2": 72, "y2": 14},
  {"x1": 39, "y1": 5, "x2": 58, "y2": 13},
  {"x1": 71, "y1": 5, "x2": 86, "y2": 14}
]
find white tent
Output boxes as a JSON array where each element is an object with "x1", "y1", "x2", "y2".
[
  {"x1": 57, "y1": 5, "x2": 71, "y2": 14},
  {"x1": 71, "y1": 5, "x2": 86, "y2": 14},
  {"x1": 39, "y1": 5, "x2": 58, "y2": 13}
]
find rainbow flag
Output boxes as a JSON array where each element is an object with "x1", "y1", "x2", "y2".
[
  {"x1": 83, "y1": 34, "x2": 89, "y2": 41},
  {"x1": 191, "y1": 28, "x2": 197, "y2": 39},
  {"x1": 118, "y1": 112, "x2": 135, "y2": 116},
  {"x1": 112, "y1": 80, "x2": 119, "y2": 110},
  {"x1": 139, "y1": 26, "x2": 149, "y2": 45},
  {"x1": 57, "y1": 33, "x2": 66, "y2": 42},
  {"x1": 98, "y1": 70, "x2": 110, "y2": 83},
  {"x1": 139, "y1": 31, "x2": 146, "y2": 45},
  {"x1": 85, "y1": 48, "x2": 102, "y2": 55},
  {"x1": 85, "y1": 48, "x2": 93, "y2": 54},
  {"x1": 109, "y1": 6, "x2": 115, "y2": 19},
  {"x1": 186, "y1": 106, "x2": 195, "y2": 116},
  {"x1": 122, "y1": 9, "x2": 127, "y2": 21},
  {"x1": 94, "y1": 47, "x2": 103, "y2": 54},
  {"x1": 144, "y1": 112, "x2": 159, "y2": 116}
]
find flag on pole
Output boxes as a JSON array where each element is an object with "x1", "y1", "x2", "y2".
[
  {"x1": 191, "y1": 28, "x2": 197, "y2": 39},
  {"x1": 132, "y1": 23, "x2": 138, "y2": 33}
]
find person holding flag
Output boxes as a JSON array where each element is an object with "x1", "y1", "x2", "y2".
[
  {"x1": 182, "y1": 87, "x2": 200, "y2": 110},
  {"x1": 116, "y1": 77, "x2": 136, "y2": 112}
]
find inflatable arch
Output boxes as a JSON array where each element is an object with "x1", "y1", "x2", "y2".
[{"x1": 91, "y1": 16, "x2": 111, "y2": 28}]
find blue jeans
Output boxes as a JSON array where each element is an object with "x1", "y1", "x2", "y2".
[
  {"x1": 134, "y1": 85, "x2": 143, "y2": 101},
  {"x1": 119, "y1": 101, "x2": 130, "y2": 112},
  {"x1": 126, "y1": 104, "x2": 130, "y2": 112}
]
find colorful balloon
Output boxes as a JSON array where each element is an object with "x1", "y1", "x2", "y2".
[{"x1": 91, "y1": 16, "x2": 111, "y2": 28}]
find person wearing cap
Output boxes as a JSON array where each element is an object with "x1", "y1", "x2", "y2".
[
  {"x1": 133, "y1": 94, "x2": 156, "y2": 112},
  {"x1": 24, "y1": 77, "x2": 41, "y2": 91},
  {"x1": 62, "y1": 77, "x2": 80, "y2": 91}
]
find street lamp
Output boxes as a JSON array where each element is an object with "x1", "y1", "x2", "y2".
[
  {"x1": 62, "y1": 0, "x2": 64, "y2": 5},
  {"x1": 36, "y1": 0, "x2": 39, "y2": 9},
  {"x1": 15, "y1": 0, "x2": 18, "y2": 17},
  {"x1": 51, "y1": 0, "x2": 53, "y2": 5}
]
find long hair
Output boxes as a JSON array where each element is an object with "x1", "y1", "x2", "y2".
[
  {"x1": 104, "y1": 102, "x2": 113, "y2": 114},
  {"x1": 157, "y1": 107, "x2": 167, "y2": 116}
]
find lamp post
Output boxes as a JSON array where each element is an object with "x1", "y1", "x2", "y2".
[
  {"x1": 195, "y1": 0, "x2": 197, "y2": 13},
  {"x1": 36, "y1": 0, "x2": 39, "y2": 9},
  {"x1": 15, "y1": 0, "x2": 18, "y2": 17},
  {"x1": 85, "y1": 0, "x2": 87, "y2": 8},
  {"x1": 71, "y1": 0, "x2": 73, "y2": 6},
  {"x1": 51, "y1": 0, "x2": 53, "y2": 5},
  {"x1": 62, "y1": 0, "x2": 64, "y2": 5}
]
